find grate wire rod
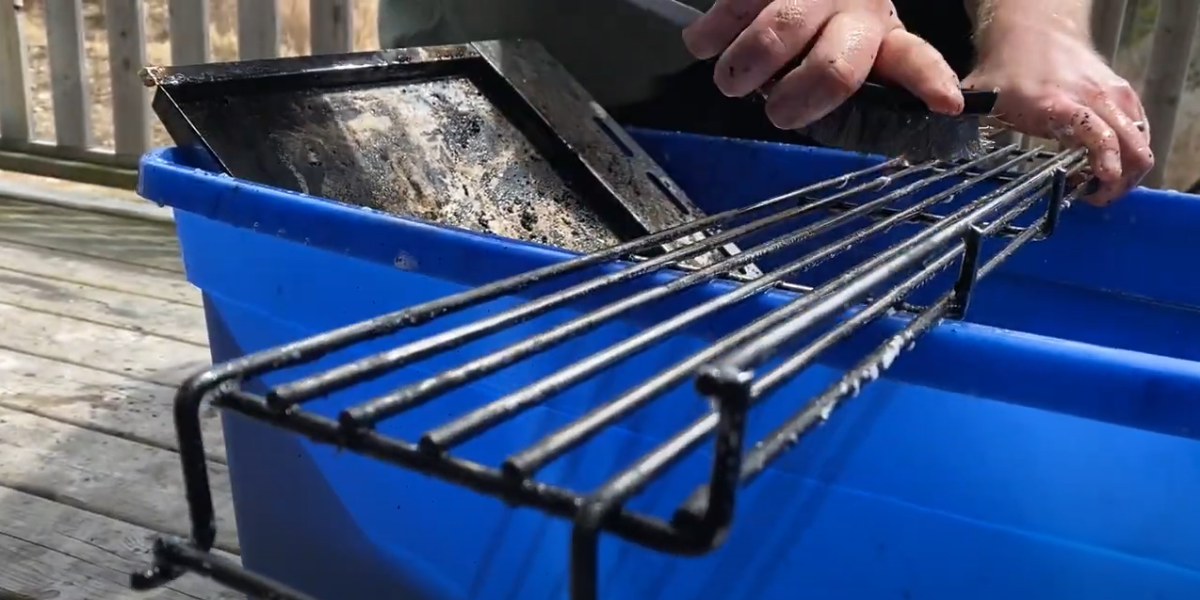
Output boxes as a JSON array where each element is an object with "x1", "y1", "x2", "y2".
[
  {"x1": 341, "y1": 146, "x2": 1027, "y2": 430},
  {"x1": 559, "y1": 147, "x2": 1080, "y2": 547},
  {"x1": 566, "y1": 160, "x2": 1082, "y2": 600},
  {"x1": 147, "y1": 155, "x2": 923, "y2": 567},
  {"x1": 174, "y1": 159, "x2": 908, "y2": 406},
  {"x1": 501, "y1": 150, "x2": 1057, "y2": 478},
  {"x1": 135, "y1": 538, "x2": 321, "y2": 600},
  {"x1": 567, "y1": 155, "x2": 1076, "y2": 514},
  {"x1": 704, "y1": 148, "x2": 1084, "y2": 381},
  {"x1": 261, "y1": 158, "x2": 911, "y2": 406},
  {"x1": 675, "y1": 174, "x2": 1087, "y2": 521},
  {"x1": 565, "y1": 222, "x2": 969, "y2": 600},
  {"x1": 270, "y1": 160, "x2": 956, "y2": 409},
  {"x1": 418, "y1": 146, "x2": 1038, "y2": 454},
  {"x1": 217, "y1": 388, "x2": 695, "y2": 547},
  {"x1": 507, "y1": 148, "x2": 1070, "y2": 481}
]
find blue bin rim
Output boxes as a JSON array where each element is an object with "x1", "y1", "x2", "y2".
[{"x1": 139, "y1": 128, "x2": 1200, "y2": 244}]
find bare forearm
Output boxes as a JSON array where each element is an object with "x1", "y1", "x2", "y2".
[{"x1": 969, "y1": 0, "x2": 1093, "y2": 52}]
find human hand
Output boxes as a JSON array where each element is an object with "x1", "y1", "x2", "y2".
[
  {"x1": 963, "y1": 19, "x2": 1153, "y2": 206},
  {"x1": 679, "y1": 0, "x2": 966, "y2": 131}
]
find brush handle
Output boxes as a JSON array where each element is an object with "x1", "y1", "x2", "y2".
[
  {"x1": 624, "y1": 0, "x2": 998, "y2": 115},
  {"x1": 854, "y1": 82, "x2": 998, "y2": 115}
]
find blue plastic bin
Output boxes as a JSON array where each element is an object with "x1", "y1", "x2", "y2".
[{"x1": 140, "y1": 129, "x2": 1200, "y2": 600}]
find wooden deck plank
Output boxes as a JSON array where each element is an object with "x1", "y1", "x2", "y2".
[
  {"x1": 0, "y1": 198, "x2": 184, "y2": 273},
  {"x1": 0, "y1": 486, "x2": 237, "y2": 600},
  {"x1": 0, "y1": 264, "x2": 209, "y2": 346},
  {"x1": 0, "y1": 348, "x2": 225, "y2": 463},
  {"x1": 0, "y1": 191, "x2": 243, "y2": 598},
  {"x1": 0, "y1": 302, "x2": 211, "y2": 389},
  {"x1": 0, "y1": 239, "x2": 200, "y2": 307},
  {"x1": 0, "y1": 297, "x2": 224, "y2": 457},
  {"x1": 0, "y1": 529, "x2": 192, "y2": 600},
  {"x1": 0, "y1": 407, "x2": 239, "y2": 553}
]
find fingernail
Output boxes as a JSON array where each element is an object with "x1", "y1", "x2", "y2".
[
  {"x1": 681, "y1": 29, "x2": 716, "y2": 59},
  {"x1": 943, "y1": 83, "x2": 965, "y2": 114},
  {"x1": 714, "y1": 61, "x2": 753, "y2": 97}
]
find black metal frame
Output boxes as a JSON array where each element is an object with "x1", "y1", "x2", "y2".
[{"x1": 129, "y1": 138, "x2": 1086, "y2": 600}]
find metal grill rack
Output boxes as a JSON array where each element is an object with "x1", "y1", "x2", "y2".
[{"x1": 130, "y1": 143, "x2": 1088, "y2": 600}]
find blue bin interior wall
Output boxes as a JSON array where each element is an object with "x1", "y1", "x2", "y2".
[{"x1": 137, "y1": 129, "x2": 1200, "y2": 600}]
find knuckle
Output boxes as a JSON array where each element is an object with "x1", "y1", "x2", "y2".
[
  {"x1": 1036, "y1": 95, "x2": 1075, "y2": 135},
  {"x1": 1109, "y1": 81, "x2": 1145, "y2": 116},
  {"x1": 755, "y1": 25, "x2": 792, "y2": 58},
  {"x1": 1111, "y1": 80, "x2": 1138, "y2": 101},
  {"x1": 816, "y1": 55, "x2": 860, "y2": 97},
  {"x1": 1036, "y1": 94, "x2": 1071, "y2": 117},
  {"x1": 1086, "y1": 122, "x2": 1119, "y2": 151},
  {"x1": 718, "y1": 0, "x2": 761, "y2": 22},
  {"x1": 1100, "y1": 135, "x2": 1120, "y2": 154},
  {"x1": 1082, "y1": 81, "x2": 1107, "y2": 105}
]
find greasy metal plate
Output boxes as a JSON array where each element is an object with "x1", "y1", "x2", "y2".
[{"x1": 142, "y1": 41, "x2": 759, "y2": 274}]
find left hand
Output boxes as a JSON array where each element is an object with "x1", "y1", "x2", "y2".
[{"x1": 962, "y1": 18, "x2": 1154, "y2": 206}]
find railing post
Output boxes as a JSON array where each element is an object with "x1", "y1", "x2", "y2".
[
  {"x1": 1142, "y1": 0, "x2": 1200, "y2": 188},
  {"x1": 0, "y1": 0, "x2": 33, "y2": 142},
  {"x1": 169, "y1": 0, "x2": 210, "y2": 66},
  {"x1": 310, "y1": 0, "x2": 354, "y2": 55},
  {"x1": 1119, "y1": 0, "x2": 1143, "y2": 50},
  {"x1": 1091, "y1": 0, "x2": 1129, "y2": 64},
  {"x1": 106, "y1": 0, "x2": 151, "y2": 157},
  {"x1": 239, "y1": 0, "x2": 280, "y2": 60},
  {"x1": 44, "y1": 0, "x2": 93, "y2": 150}
]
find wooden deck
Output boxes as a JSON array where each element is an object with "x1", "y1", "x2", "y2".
[{"x1": 0, "y1": 189, "x2": 239, "y2": 599}]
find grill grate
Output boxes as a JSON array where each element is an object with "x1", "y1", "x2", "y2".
[{"x1": 131, "y1": 143, "x2": 1087, "y2": 600}]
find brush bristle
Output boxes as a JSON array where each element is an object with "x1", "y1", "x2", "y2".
[{"x1": 798, "y1": 98, "x2": 989, "y2": 163}]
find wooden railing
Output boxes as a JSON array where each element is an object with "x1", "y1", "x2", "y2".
[
  {"x1": 0, "y1": 0, "x2": 357, "y2": 187},
  {"x1": 0, "y1": 0, "x2": 1197, "y2": 189}
]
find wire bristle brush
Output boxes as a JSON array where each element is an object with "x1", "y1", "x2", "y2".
[{"x1": 623, "y1": 0, "x2": 999, "y2": 162}]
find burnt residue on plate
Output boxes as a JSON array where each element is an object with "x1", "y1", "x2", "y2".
[{"x1": 183, "y1": 77, "x2": 619, "y2": 252}]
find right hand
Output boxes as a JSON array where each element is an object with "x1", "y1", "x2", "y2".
[
  {"x1": 963, "y1": 20, "x2": 1154, "y2": 206},
  {"x1": 681, "y1": 0, "x2": 966, "y2": 131}
]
